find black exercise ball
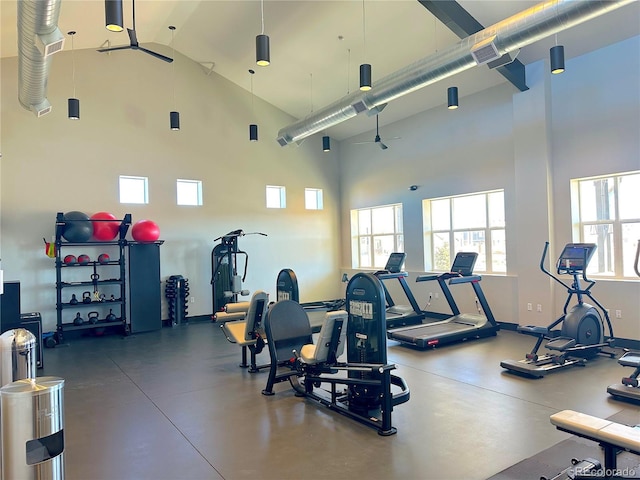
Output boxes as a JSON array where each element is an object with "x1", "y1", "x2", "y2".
[{"x1": 62, "y1": 211, "x2": 92, "y2": 242}]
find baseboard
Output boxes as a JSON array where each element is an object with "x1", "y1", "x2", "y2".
[{"x1": 162, "y1": 314, "x2": 211, "y2": 327}]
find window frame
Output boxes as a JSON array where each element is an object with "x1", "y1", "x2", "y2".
[
  {"x1": 304, "y1": 188, "x2": 324, "y2": 210},
  {"x1": 351, "y1": 203, "x2": 404, "y2": 269},
  {"x1": 423, "y1": 189, "x2": 506, "y2": 274},
  {"x1": 570, "y1": 171, "x2": 640, "y2": 279},
  {"x1": 176, "y1": 179, "x2": 203, "y2": 206},
  {"x1": 119, "y1": 175, "x2": 149, "y2": 205},
  {"x1": 266, "y1": 185, "x2": 286, "y2": 209}
]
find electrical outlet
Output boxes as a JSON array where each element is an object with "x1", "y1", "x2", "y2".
[
  {"x1": 537, "y1": 304, "x2": 542, "y2": 312},
  {"x1": 435, "y1": 292, "x2": 439, "y2": 299},
  {"x1": 615, "y1": 310, "x2": 622, "y2": 318},
  {"x1": 190, "y1": 296, "x2": 195, "y2": 303},
  {"x1": 527, "y1": 303, "x2": 532, "y2": 311}
]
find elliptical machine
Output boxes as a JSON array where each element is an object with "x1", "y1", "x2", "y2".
[{"x1": 501, "y1": 242, "x2": 615, "y2": 378}]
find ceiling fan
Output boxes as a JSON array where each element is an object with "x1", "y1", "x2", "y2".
[
  {"x1": 354, "y1": 114, "x2": 399, "y2": 150},
  {"x1": 97, "y1": 0, "x2": 173, "y2": 63}
]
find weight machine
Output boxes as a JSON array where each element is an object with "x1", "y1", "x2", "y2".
[{"x1": 210, "y1": 229, "x2": 267, "y2": 314}]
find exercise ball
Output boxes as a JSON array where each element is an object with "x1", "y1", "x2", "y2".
[
  {"x1": 78, "y1": 254, "x2": 91, "y2": 265},
  {"x1": 63, "y1": 255, "x2": 77, "y2": 265},
  {"x1": 91, "y1": 212, "x2": 120, "y2": 241},
  {"x1": 131, "y1": 219, "x2": 160, "y2": 242},
  {"x1": 98, "y1": 253, "x2": 110, "y2": 264},
  {"x1": 62, "y1": 211, "x2": 92, "y2": 242}
]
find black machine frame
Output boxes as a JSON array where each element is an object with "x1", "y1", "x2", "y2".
[
  {"x1": 210, "y1": 229, "x2": 266, "y2": 314},
  {"x1": 384, "y1": 252, "x2": 500, "y2": 349},
  {"x1": 262, "y1": 273, "x2": 410, "y2": 436},
  {"x1": 501, "y1": 242, "x2": 616, "y2": 378}
]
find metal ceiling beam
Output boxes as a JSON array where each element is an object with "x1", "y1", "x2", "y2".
[{"x1": 418, "y1": 0, "x2": 528, "y2": 91}]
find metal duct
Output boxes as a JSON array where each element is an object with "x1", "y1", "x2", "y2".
[
  {"x1": 276, "y1": 0, "x2": 634, "y2": 146},
  {"x1": 17, "y1": 0, "x2": 64, "y2": 117}
]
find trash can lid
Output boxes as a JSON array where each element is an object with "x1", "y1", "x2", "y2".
[
  {"x1": 0, "y1": 328, "x2": 36, "y2": 350},
  {"x1": 0, "y1": 376, "x2": 64, "y2": 396}
]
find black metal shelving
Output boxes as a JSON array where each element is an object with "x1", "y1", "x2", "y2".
[{"x1": 54, "y1": 213, "x2": 132, "y2": 341}]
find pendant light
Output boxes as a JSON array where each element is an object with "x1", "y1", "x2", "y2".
[
  {"x1": 249, "y1": 69, "x2": 258, "y2": 141},
  {"x1": 169, "y1": 26, "x2": 180, "y2": 130},
  {"x1": 359, "y1": 0, "x2": 371, "y2": 91},
  {"x1": 322, "y1": 136, "x2": 331, "y2": 152},
  {"x1": 67, "y1": 31, "x2": 80, "y2": 120},
  {"x1": 550, "y1": 35, "x2": 565, "y2": 74},
  {"x1": 447, "y1": 86, "x2": 458, "y2": 110},
  {"x1": 105, "y1": 0, "x2": 124, "y2": 32},
  {"x1": 256, "y1": 0, "x2": 270, "y2": 66}
]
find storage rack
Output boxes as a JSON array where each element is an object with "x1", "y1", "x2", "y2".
[{"x1": 54, "y1": 213, "x2": 131, "y2": 342}]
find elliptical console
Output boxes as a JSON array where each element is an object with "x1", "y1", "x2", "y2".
[{"x1": 500, "y1": 242, "x2": 615, "y2": 378}]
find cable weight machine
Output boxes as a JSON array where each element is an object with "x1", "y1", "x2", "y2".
[{"x1": 210, "y1": 229, "x2": 267, "y2": 314}]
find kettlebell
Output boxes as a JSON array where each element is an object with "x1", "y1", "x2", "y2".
[
  {"x1": 88, "y1": 311, "x2": 99, "y2": 324},
  {"x1": 69, "y1": 293, "x2": 78, "y2": 305},
  {"x1": 106, "y1": 309, "x2": 117, "y2": 322},
  {"x1": 82, "y1": 291, "x2": 92, "y2": 304},
  {"x1": 73, "y1": 312, "x2": 84, "y2": 326}
]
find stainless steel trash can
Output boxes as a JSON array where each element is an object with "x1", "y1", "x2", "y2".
[
  {"x1": 1, "y1": 377, "x2": 64, "y2": 480},
  {"x1": 0, "y1": 328, "x2": 37, "y2": 387}
]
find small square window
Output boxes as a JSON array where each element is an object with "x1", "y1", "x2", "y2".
[
  {"x1": 119, "y1": 176, "x2": 148, "y2": 204},
  {"x1": 177, "y1": 179, "x2": 203, "y2": 206},
  {"x1": 266, "y1": 185, "x2": 286, "y2": 209},
  {"x1": 305, "y1": 188, "x2": 323, "y2": 210}
]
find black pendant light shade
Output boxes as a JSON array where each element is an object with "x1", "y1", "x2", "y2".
[
  {"x1": 170, "y1": 111, "x2": 180, "y2": 130},
  {"x1": 447, "y1": 86, "x2": 459, "y2": 110},
  {"x1": 550, "y1": 45, "x2": 565, "y2": 74},
  {"x1": 322, "y1": 136, "x2": 331, "y2": 152},
  {"x1": 256, "y1": 34, "x2": 270, "y2": 66},
  {"x1": 250, "y1": 124, "x2": 258, "y2": 142},
  {"x1": 359, "y1": 63, "x2": 372, "y2": 91},
  {"x1": 105, "y1": 0, "x2": 124, "y2": 32},
  {"x1": 68, "y1": 98, "x2": 80, "y2": 120}
]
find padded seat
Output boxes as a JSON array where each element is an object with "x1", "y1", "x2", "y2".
[
  {"x1": 220, "y1": 290, "x2": 269, "y2": 371},
  {"x1": 550, "y1": 409, "x2": 640, "y2": 455},
  {"x1": 299, "y1": 310, "x2": 348, "y2": 365}
]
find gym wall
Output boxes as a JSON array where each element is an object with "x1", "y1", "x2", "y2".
[{"x1": 0, "y1": 46, "x2": 342, "y2": 331}]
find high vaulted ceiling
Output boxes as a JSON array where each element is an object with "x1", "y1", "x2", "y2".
[{"x1": 1, "y1": 0, "x2": 639, "y2": 141}]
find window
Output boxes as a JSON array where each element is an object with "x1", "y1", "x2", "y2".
[
  {"x1": 119, "y1": 176, "x2": 148, "y2": 204},
  {"x1": 424, "y1": 190, "x2": 505, "y2": 273},
  {"x1": 266, "y1": 185, "x2": 286, "y2": 209},
  {"x1": 571, "y1": 171, "x2": 640, "y2": 278},
  {"x1": 305, "y1": 188, "x2": 323, "y2": 210},
  {"x1": 351, "y1": 204, "x2": 403, "y2": 268},
  {"x1": 176, "y1": 179, "x2": 202, "y2": 206}
]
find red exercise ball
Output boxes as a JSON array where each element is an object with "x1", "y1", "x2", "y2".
[
  {"x1": 91, "y1": 212, "x2": 119, "y2": 241},
  {"x1": 131, "y1": 219, "x2": 160, "y2": 242}
]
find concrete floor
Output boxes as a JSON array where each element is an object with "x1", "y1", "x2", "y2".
[{"x1": 38, "y1": 322, "x2": 640, "y2": 480}]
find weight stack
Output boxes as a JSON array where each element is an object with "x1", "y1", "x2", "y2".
[{"x1": 165, "y1": 275, "x2": 190, "y2": 326}]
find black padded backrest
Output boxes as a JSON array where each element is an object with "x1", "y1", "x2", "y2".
[
  {"x1": 243, "y1": 290, "x2": 269, "y2": 341},
  {"x1": 264, "y1": 300, "x2": 313, "y2": 363}
]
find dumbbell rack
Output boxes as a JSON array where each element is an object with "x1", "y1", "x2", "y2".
[
  {"x1": 165, "y1": 275, "x2": 189, "y2": 326},
  {"x1": 54, "y1": 213, "x2": 131, "y2": 342}
]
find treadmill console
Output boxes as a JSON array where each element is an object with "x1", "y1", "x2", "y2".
[
  {"x1": 556, "y1": 243, "x2": 596, "y2": 275},
  {"x1": 384, "y1": 253, "x2": 407, "y2": 273},
  {"x1": 450, "y1": 252, "x2": 477, "y2": 276}
]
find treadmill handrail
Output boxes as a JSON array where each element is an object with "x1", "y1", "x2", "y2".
[
  {"x1": 375, "y1": 271, "x2": 409, "y2": 280},
  {"x1": 416, "y1": 272, "x2": 461, "y2": 283},
  {"x1": 449, "y1": 275, "x2": 481, "y2": 285}
]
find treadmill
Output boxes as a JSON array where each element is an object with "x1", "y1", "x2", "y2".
[
  {"x1": 374, "y1": 253, "x2": 426, "y2": 329},
  {"x1": 386, "y1": 252, "x2": 500, "y2": 349}
]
